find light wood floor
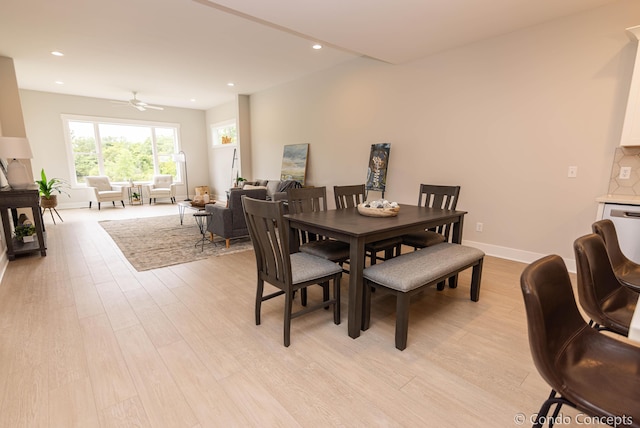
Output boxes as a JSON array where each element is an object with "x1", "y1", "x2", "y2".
[{"x1": 0, "y1": 204, "x2": 609, "y2": 427}]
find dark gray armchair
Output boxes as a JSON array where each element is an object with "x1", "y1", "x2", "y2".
[{"x1": 205, "y1": 188, "x2": 267, "y2": 247}]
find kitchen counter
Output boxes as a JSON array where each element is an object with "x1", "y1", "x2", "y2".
[{"x1": 596, "y1": 194, "x2": 640, "y2": 205}]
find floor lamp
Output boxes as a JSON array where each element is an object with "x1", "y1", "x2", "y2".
[{"x1": 174, "y1": 151, "x2": 191, "y2": 201}]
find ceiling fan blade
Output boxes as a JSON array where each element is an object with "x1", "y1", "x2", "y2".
[
  {"x1": 135, "y1": 105, "x2": 146, "y2": 111},
  {"x1": 144, "y1": 105, "x2": 164, "y2": 111}
]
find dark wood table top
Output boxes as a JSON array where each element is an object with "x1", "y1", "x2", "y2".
[{"x1": 285, "y1": 204, "x2": 467, "y2": 238}]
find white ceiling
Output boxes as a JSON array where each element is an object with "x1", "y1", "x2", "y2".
[{"x1": 0, "y1": 0, "x2": 618, "y2": 110}]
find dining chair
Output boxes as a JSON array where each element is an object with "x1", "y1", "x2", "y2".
[
  {"x1": 401, "y1": 184, "x2": 461, "y2": 250},
  {"x1": 592, "y1": 219, "x2": 640, "y2": 292},
  {"x1": 242, "y1": 196, "x2": 342, "y2": 347},
  {"x1": 520, "y1": 254, "x2": 640, "y2": 428},
  {"x1": 573, "y1": 233, "x2": 637, "y2": 336},
  {"x1": 287, "y1": 187, "x2": 351, "y2": 265},
  {"x1": 333, "y1": 184, "x2": 402, "y2": 265}
]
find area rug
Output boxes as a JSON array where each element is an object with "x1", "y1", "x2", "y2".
[{"x1": 99, "y1": 214, "x2": 253, "y2": 271}]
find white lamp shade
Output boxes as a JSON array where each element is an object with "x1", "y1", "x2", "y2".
[{"x1": 0, "y1": 136, "x2": 33, "y2": 159}]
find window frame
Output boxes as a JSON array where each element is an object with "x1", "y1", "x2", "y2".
[
  {"x1": 211, "y1": 119, "x2": 237, "y2": 148},
  {"x1": 61, "y1": 114, "x2": 182, "y2": 187}
]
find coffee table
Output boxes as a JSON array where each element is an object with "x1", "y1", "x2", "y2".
[{"x1": 178, "y1": 201, "x2": 202, "y2": 224}]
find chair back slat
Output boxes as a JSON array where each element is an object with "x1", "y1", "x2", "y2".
[
  {"x1": 417, "y1": 184, "x2": 460, "y2": 240},
  {"x1": 287, "y1": 187, "x2": 328, "y2": 214},
  {"x1": 287, "y1": 187, "x2": 329, "y2": 244},
  {"x1": 243, "y1": 196, "x2": 292, "y2": 287},
  {"x1": 334, "y1": 184, "x2": 366, "y2": 209}
]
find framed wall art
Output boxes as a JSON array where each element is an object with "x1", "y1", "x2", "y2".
[
  {"x1": 280, "y1": 143, "x2": 309, "y2": 185},
  {"x1": 366, "y1": 142, "x2": 391, "y2": 197}
]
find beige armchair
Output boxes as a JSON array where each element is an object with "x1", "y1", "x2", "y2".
[
  {"x1": 85, "y1": 176, "x2": 125, "y2": 210},
  {"x1": 147, "y1": 174, "x2": 176, "y2": 204}
]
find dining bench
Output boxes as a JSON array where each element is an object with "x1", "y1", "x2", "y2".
[{"x1": 362, "y1": 243, "x2": 485, "y2": 350}]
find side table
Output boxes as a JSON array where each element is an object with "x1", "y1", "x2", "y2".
[
  {"x1": 193, "y1": 212, "x2": 214, "y2": 251},
  {"x1": 0, "y1": 186, "x2": 47, "y2": 260},
  {"x1": 126, "y1": 184, "x2": 143, "y2": 205}
]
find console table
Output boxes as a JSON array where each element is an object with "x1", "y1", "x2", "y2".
[{"x1": 0, "y1": 186, "x2": 47, "y2": 260}]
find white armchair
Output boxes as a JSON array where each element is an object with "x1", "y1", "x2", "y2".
[
  {"x1": 85, "y1": 176, "x2": 125, "y2": 210},
  {"x1": 147, "y1": 174, "x2": 176, "y2": 204}
]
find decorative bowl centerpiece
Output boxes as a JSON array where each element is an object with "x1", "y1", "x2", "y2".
[{"x1": 357, "y1": 199, "x2": 400, "y2": 217}]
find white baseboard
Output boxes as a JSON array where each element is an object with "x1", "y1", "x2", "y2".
[{"x1": 462, "y1": 240, "x2": 577, "y2": 273}]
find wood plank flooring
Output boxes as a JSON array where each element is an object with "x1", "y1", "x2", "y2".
[{"x1": 0, "y1": 205, "x2": 613, "y2": 427}]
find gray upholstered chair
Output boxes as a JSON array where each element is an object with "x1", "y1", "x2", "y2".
[
  {"x1": 242, "y1": 196, "x2": 341, "y2": 347},
  {"x1": 205, "y1": 188, "x2": 267, "y2": 247},
  {"x1": 85, "y1": 176, "x2": 125, "y2": 210},
  {"x1": 147, "y1": 174, "x2": 177, "y2": 204},
  {"x1": 333, "y1": 184, "x2": 402, "y2": 265},
  {"x1": 573, "y1": 233, "x2": 637, "y2": 336},
  {"x1": 287, "y1": 187, "x2": 351, "y2": 265},
  {"x1": 401, "y1": 184, "x2": 461, "y2": 250}
]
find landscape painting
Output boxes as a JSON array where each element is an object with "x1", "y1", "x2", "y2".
[{"x1": 280, "y1": 143, "x2": 309, "y2": 185}]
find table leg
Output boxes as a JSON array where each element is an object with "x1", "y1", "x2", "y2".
[
  {"x1": 348, "y1": 237, "x2": 366, "y2": 338},
  {"x1": 179, "y1": 204, "x2": 185, "y2": 225}
]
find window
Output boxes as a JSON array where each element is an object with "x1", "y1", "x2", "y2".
[
  {"x1": 62, "y1": 115, "x2": 181, "y2": 185},
  {"x1": 211, "y1": 120, "x2": 237, "y2": 147}
]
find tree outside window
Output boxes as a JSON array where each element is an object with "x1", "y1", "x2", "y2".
[{"x1": 65, "y1": 116, "x2": 181, "y2": 185}]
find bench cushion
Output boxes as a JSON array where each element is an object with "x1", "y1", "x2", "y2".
[{"x1": 363, "y1": 243, "x2": 484, "y2": 292}]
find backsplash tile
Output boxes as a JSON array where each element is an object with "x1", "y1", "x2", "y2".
[{"x1": 608, "y1": 147, "x2": 640, "y2": 195}]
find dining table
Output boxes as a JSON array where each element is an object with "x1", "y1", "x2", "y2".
[{"x1": 284, "y1": 204, "x2": 467, "y2": 339}]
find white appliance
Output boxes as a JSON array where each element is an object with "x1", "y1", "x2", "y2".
[{"x1": 602, "y1": 203, "x2": 640, "y2": 263}]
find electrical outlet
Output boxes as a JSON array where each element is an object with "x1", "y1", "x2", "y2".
[
  {"x1": 568, "y1": 166, "x2": 578, "y2": 178},
  {"x1": 620, "y1": 166, "x2": 632, "y2": 180},
  {"x1": 476, "y1": 222, "x2": 483, "y2": 232}
]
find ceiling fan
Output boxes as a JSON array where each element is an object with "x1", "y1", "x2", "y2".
[{"x1": 111, "y1": 92, "x2": 164, "y2": 111}]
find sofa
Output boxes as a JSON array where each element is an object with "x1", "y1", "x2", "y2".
[
  {"x1": 242, "y1": 179, "x2": 301, "y2": 201},
  {"x1": 206, "y1": 188, "x2": 268, "y2": 247}
]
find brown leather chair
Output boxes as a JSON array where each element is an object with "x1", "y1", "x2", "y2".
[
  {"x1": 574, "y1": 233, "x2": 637, "y2": 336},
  {"x1": 242, "y1": 196, "x2": 341, "y2": 347},
  {"x1": 592, "y1": 219, "x2": 640, "y2": 292},
  {"x1": 520, "y1": 255, "x2": 640, "y2": 427}
]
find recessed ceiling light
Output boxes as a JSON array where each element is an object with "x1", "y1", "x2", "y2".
[
  {"x1": 190, "y1": 98, "x2": 196, "y2": 102},
  {"x1": 54, "y1": 81, "x2": 64, "y2": 85},
  {"x1": 227, "y1": 82, "x2": 235, "y2": 87},
  {"x1": 312, "y1": 44, "x2": 322, "y2": 50},
  {"x1": 51, "y1": 51, "x2": 64, "y2": 57}
]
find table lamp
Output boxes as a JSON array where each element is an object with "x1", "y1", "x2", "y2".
[{"x1": 0, "y1": 136, "x2": 34, "y2": 189}]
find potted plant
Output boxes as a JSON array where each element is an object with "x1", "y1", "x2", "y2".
[
  {"x1": 35, "y1": 168, "x2": 70, "y2": 209},
  {"x1": 132, "y1": 191, "x2": 141, "y2": 201},
  {"x1": 235, "y1": 176, "x2": 247, "y2": 188},
  {"x1": 14, "y1": 223, "x2": 36, "y2": 242}
]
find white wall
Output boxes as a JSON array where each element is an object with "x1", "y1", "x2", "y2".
[
  {"x1": 248, "y1": 0, "x2": 640, "y2": 267},
  {"x1": 19, "y1": 90, "x2": 208, "y2": 206},
  {"x1": 206, "y1": 99, "x2": 237, "y2": 200}
]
